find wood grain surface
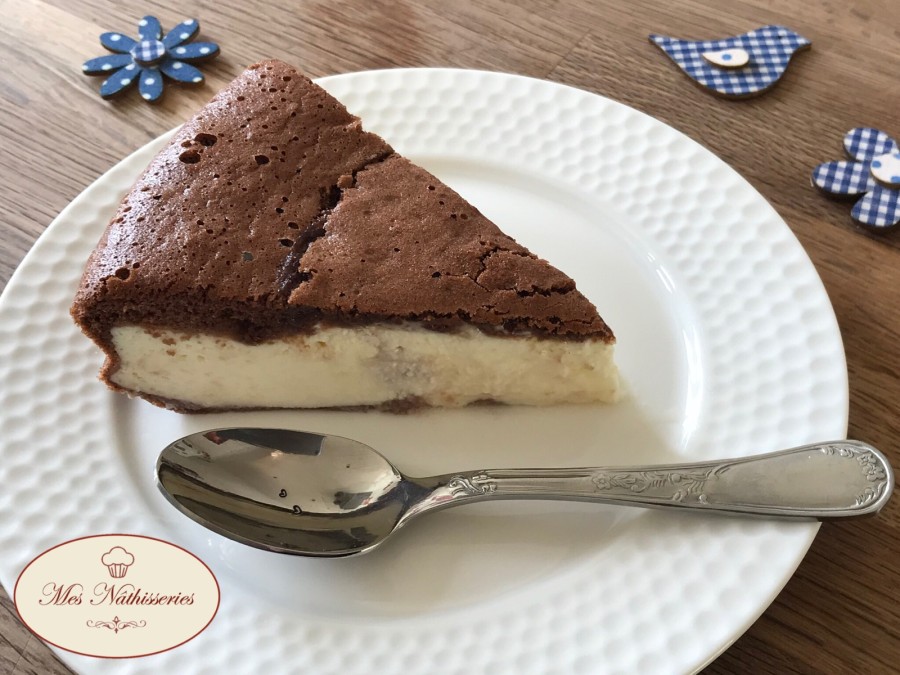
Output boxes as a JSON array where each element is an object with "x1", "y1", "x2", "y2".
[{"x1": 1, "y1": 0, "x2": 898, "y2": 673}]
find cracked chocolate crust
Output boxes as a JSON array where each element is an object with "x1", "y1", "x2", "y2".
[
  {"x1": 71, "y1": 59, "x2": 613, "y2": 352},
  {"x1": 289, "y1": 154, "x2": 613, "y2": 340}
]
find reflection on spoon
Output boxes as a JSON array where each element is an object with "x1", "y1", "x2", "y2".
[{"x1": 156, "y1": 428, "x2": 894, "y2": 558}]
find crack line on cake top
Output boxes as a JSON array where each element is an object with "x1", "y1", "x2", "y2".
[
  {"x1": 431, "y1": 245, "x2": 518, "y2": 293},
  {"x1": 276, "y1": 150, "x2": 395, "y2": 298},
  {"x1": 472, "y1": 246, "x2": 575, "y2": 297},
  {"x1": 473, "y1": 245, "x2": 513, "y2": 285}
]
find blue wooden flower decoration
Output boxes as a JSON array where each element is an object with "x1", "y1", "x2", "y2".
[
  {"x1": 813, "y1": 128, "x2": 900, "y2": 230},
  {"x1": 82, "y1": 16, "x2": 219, "y2": 102},
  {"x1": 649, "y1": 25, "x2": 811, "y2": 98}
]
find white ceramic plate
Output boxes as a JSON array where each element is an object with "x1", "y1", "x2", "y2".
[{"x1": 0, "y1": 69, "x2": 847, "y2": 674}]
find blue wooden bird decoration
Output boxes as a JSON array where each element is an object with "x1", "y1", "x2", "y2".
[{"x1": 649, "y1": 25, "x2": 811, "y2": 98}]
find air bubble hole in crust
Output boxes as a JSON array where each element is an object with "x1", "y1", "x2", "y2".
[{"x1": 194, "y1": 133, "x2": 218, "y2": 146}]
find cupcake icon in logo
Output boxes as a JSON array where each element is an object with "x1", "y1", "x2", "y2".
[{"x1": 101, "y1": 546, "x2": 135, "y2": 578}]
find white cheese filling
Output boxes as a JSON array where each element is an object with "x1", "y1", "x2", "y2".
[{"x1": 110, "y1": 323, "x2": 618, "y2": 409}]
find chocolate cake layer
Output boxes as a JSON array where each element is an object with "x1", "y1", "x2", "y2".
[
  {"x1": 72, "y1": 60, "x2": 614, "y2": 349},
  {"x1": 289, "y1": 155, "x2": 611, "y2": 339}
]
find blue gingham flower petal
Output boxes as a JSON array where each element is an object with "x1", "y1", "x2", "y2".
[
  {"x1": 137, "y1": 15, "x2": 163, "y2": 41},
  {"x1": 138, "y1": 68, "x2": 164, "y2": 102},
  {"x1": 160, "y1": 60, "x2": 205, "y2": 84},
  {"x1": 82, "y1": 53, "x2": 133, "y2": 75},
  {"x1": 812, "y1": 160, "x2": 875, "y2": 196},
  {"x1": 100, "y1": 32, "x2": 137, "y2": 53},
  {"x1": 100, "y1": 69, "x2": 138, "y2": 98},
  {"x1": 163, "y1": 19, "x2": 200, "y2": 48},
  {"x1": 169, "y1": 42, "x2": 220, "y2": 61},
  {"x1": 850, "y1": 184, "x2": 900, "y2": 229},
  {"x1": 843, "y1": 128, "x2": 898, "y2": 162}
]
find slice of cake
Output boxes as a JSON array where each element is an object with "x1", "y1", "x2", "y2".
[{"x1": 71, "y1": 60, "x2": 617, "y2": 411}]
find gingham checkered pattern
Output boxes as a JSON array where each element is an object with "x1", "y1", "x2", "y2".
[
  {"x1": 650, "y1": 25, "x2": 810, "y2": 97},
  {"x1": 130, "y1": 39, "x2": 166, "y2": 66},
  {"x1": 852, "y1": 185, "x2": 900, "y2": 228},
  {"x1": 813, "y1": 128, "x2": 900, "y2": 229},
  {"x1": 812, "y1": 160, "x2": 874, "y2": 195},
  {"x1": 843, "y1": 127, "x2": 898, "y2": 161}
]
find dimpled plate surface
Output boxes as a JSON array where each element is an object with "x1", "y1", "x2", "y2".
[{"x1": 0, "y1": 69, "x2": 846, "y2": 674}]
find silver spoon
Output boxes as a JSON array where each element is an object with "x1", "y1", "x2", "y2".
[{"x1": 156, "y1": 429, "x2": 894, "y2": 558}]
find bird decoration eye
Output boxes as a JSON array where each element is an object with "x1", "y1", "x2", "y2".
[{"x1": 702, "y1": 48, "x2": 750, "y2": 69}]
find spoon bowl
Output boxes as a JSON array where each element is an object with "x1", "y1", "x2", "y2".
[
  {"x1": 157, "y1": 428, "x2": 894, "y2": 558},
  {"x1": 157, "y1": 429, "x2": 409, "y2": 556}
]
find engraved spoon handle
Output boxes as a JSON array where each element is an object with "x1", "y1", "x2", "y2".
[{"x1": 415, "y1": 441, "x2": 894, "y2": 520}]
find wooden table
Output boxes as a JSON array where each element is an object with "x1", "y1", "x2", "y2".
[{"x1": 1, "y1": 0, "x2": 898, "y2": 672}]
